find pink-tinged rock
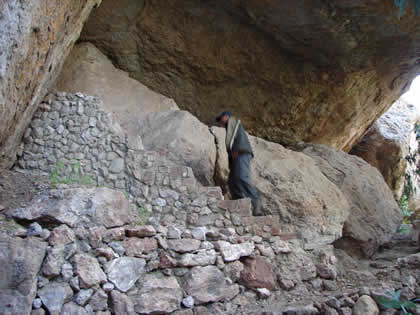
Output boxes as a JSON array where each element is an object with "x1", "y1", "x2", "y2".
[
  {"x1": 215, "y1": 241, "x2": 254, "y2": 262},
  {"x1": 256, "y1": 244, "x2": 275, "y2": 258},
  {"x1": 316, "y1": 263, "x2": 337, "y2": 280},
  {"x1": 110, "y1": 291, "x2": 135, "y2": 315},
  {"x1": 42, "y1": 245, "x2": 66, "y2": 278},
  {"x1": 124, "y1": 237, "x2": 158, "y2": 256},
  {"x1": 353, "y1": 295, "x2": 379, "y2": 315},
  {"x1": 167, "y1": 239, "x2": 201, "y2": 253},
  {"x1": 89, "y1": 226, "x2": 106, "y2": 248},
  {"x1": 240, "y1": 256, "x2": 276, "y2": 290},
  {"x1": 272, "y1": 239, "x2": 291, "y2": 254},
  {"x1": 96, "y1": 247, "x2": 117, "y2": 261},
  {"x1": 73, "y1": 254, "x2": 107, "y2": 288},
  {"x1": 278, "y1": 279, "x2": 296, "y2": 291},
  {"x1": 49, "y1": 225, "x2": 76, "y2": 246},
  {"x1": 178, "y1": 250, "x2": 217, "y2": 267},
  {"x1": 217, "y1": 199, "x2": 252, "y2": 216},
  {"x1": 126, "y1": 225, "x2": 157, "y2": 237},
  {"x1": 103, "y1": 227, "x2": 125, "y2": 243},
  {"x1": 132, "y1": 274, "x2": 183, "y2": 314},
  {"x1": 160, "y1": 253, "x2": 178, "y2": 268},
  {"x1": 224, "y1": 261, "x2": 244, "y2": 282},
  {"x1": 182, "y1": 266, "x2": 239, "y2": 305}
]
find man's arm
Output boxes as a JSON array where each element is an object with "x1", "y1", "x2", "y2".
[{"x1": 231, "y1": 123, "x2": 253, "y2": 159}]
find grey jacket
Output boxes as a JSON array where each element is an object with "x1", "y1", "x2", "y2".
[{"x1": 227, "y1": 119, "x2": 253, "y2": 168}]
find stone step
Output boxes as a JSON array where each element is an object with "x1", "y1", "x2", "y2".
[
  {"x1": 241, "y1": 215, "x2": 298, "y2": 240},
  {"x1": 217, "y1": 198, "x2": 252, "y2": 217}
]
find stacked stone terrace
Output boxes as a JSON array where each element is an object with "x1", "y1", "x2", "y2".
[{"x1": 4, "y1": 92, "x2": 419, "y2": 315}]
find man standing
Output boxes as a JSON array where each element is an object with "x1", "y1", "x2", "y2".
[{"x1": 216, "y1": 111, "x2": 262, "y2": 216}]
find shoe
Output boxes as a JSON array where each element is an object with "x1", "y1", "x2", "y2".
[{"x1": 252, "y1": 198, "x2": 263, "y2": 216}]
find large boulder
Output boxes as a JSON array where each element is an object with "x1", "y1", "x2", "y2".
[
  {"x1": 0, "y1": 234, "x2": 47, "y2": 314},
  {"x1": 303, "y1": 144, "x2": 403, "y2": 257},
  {"x1": 81, "y1": 0, "x2": 420, "y2": 151},
  {"x1": 7, "y1": 187, "x2": 139, "y2": 228},
  {"x1": 213, "y1": 126, "x2": 350, "y2": 246},
  {"x1": 134, "y1": 110, "x2": 217, "y2": 185},
  {"x1": 53, "y1": 42, "x2": 179, "y2": 138},
  {"x1": 0, "y1": 0, "x2": 102, "y2": 168},
  {"x1": 351, "y1": 99, "x2": 420, "y2": 206}
]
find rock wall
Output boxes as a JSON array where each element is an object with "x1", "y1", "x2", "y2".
[
  {"x1": 0, "y1": 0, "x2": 102, "y2": 169},
  {"x1": 351, "y1": 99, "x2": 420, "y2": 207},
  {"x1": 80, "y1": 0, "x2": 420, "y2": 150}
]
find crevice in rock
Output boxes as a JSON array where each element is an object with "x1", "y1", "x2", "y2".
[
  {"x1": 209, "y1": 127, "x2": 226, "y2": 193},
  {"x1": 209, "y1": 127, "x2": 227, "y2": 194}
]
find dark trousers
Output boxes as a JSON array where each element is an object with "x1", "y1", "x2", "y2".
[{"x1": 228, "y1": 153, "x2": 259, "y2": 208}]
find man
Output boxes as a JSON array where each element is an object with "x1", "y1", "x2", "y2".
[{"x1": 216, "y1": 111, "x2": 262, "y2": 216}]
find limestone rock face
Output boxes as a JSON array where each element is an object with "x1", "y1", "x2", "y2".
[
  {"x1": 0, "y1": 235, "x2": 47, "y2": 315},
  {"x1": 81, "y1": 0, "x2": 420, "y2": 150},
  {"x1": 134, "y1": 110, "x2": 217, "y2": 185},
  {"x1": 351, "y1": 99, "x2": 420, "y2": 207},
  {"x1": 53, "y1": 42, "x2": 179, "y2": 139},
  {"x1": 303, "y1": 144, "x2": 403, "y2": 257},
  {"x1": 0, "y1": 0, "x2": 101, "y2": 168}
]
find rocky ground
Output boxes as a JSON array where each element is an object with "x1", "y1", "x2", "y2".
[
  {"x1": 0, "y1": 170, "x2": 51, "y2": 235},
  {"x1": 1, "y1": 168, "x2": 420, "y2": 315}
]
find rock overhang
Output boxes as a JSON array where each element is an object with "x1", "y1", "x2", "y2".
[{"x1": 80, "y1": 0, "x2": 420, "y2": 151}]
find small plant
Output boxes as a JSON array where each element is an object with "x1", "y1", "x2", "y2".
[
  {"x1": 399, "y1": 195, "x2": 414, "y2": 224},
  {"x1": 50, "y1": 160, "x2": 94, "y2": 188},
  {"x1": 398, "y1": 224, "x2": 410, "y2": 234},
  {"x1": 136, "y1": 206, "x2": 151, "y2": 226},
  {"x1": 378, "y1": 290, "x2": 418, "y2": 314}
]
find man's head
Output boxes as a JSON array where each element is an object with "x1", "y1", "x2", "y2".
[{"x1": 216, "y1": 111, "x2": 232, "y2": 127}]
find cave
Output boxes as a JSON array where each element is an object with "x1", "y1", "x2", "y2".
[{"x1": 79, "y1": 0, "x2": 420, "y2": 150}]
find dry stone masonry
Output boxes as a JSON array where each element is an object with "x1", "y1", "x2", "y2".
[
  {"x1": 18, "y1": 92, "x2": 131, "y2": 190},
  {"x1": 2, "y1": 92, "x2": 419, "y2": 314}
]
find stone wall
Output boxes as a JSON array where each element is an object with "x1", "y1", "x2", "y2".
[{"x1": 18, "y1": 92, "x2": 132, "y2": 190}]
